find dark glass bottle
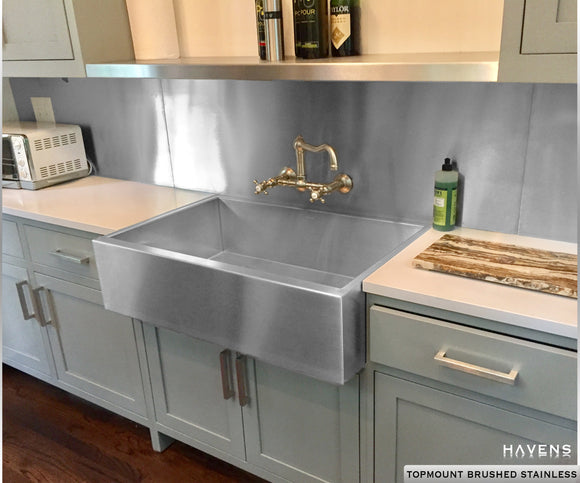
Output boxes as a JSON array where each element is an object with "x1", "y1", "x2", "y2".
[
  {"x1": 293, "y1": 0, "x2": 302, "y2": 58},
  {"x1": 295, "y1": 0, "x2": 328, "y2": 59},
  {"x1": 330, "y1": 0, "x2": 360, "y2": 57},
  {"x1": 255, "y1": 0, "x2": 267, "y2": 60}
]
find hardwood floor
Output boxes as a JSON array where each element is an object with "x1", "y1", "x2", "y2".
[{"x1": 3, "y1": 365, "x2": 267, "y2": 483}]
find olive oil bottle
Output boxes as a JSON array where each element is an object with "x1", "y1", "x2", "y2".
[
  {"x1": 293, "y1": 0, "x2": 302, "y2": 57},
  {"x1": 330, "y1": 0, "x2": 360, "y2": 57},
  {"x1": 294, "y1": 0, "x2": 328, "y2": 59}
]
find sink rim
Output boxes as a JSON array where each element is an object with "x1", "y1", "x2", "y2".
[{"x1": 105, "y1": 194, "x2": 426, "y2": 295}]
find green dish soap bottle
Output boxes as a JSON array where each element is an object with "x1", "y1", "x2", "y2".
[{"x1": 433, "y1": 158, "x2": 458, "y2": 231}]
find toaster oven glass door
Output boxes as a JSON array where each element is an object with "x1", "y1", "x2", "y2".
[{"x1": 2, "y1": 136, "x2": 20, "y2": 187}]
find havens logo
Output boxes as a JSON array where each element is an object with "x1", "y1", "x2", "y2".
[{"x1": 503, "y1": 443, "x2": 573, "y2": 459}]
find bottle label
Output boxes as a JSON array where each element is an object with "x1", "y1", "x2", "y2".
[
  {"x1": 264, "y1": 11, "x2": 282, "y2": 19},
  {"x1": 331, "y1": 11, "x2": 350, "y2": 50},
  {"x1": 450, "y1": 187, "x2": 457, "y2": 225},
  {"x1": 295, "y1": 0, "x2": 327, "y2": 57},
  {"x1": 433, "y1": 187, "x2": 457, "y2": 227}
]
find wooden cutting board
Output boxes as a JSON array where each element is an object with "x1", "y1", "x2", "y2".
[{"x1": 412, "y1": 234, "x2": 578, "y2": 298}]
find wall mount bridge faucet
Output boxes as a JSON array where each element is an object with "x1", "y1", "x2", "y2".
[{"x1": 253, "y1": 135, "x2": 353, "y2": 204}]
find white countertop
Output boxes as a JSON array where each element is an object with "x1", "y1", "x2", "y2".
[
  {"x1": 2, "y1": 176, "x2": 212, "y2": 235},
  {"x1": 363, "y1": 227, "x2": 578, "y2": 340}
]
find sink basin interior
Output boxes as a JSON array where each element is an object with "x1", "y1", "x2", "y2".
[{"x1": 115, "y1": 197, "x2": 420, "y2": 289}]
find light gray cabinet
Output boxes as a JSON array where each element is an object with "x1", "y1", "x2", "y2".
[
  {"x1": 374, "y1": 373, "x2": 576, "y2": 482},
  {"x1": 245, "y1": 359, "x2": 359, "y2": 483},
  {"x1": 144, "y1": 324, "x2": 360, "y2": 483},
  {"x1": 363, "y1": 302, "x2": 577, "y2": 482},
  {"x1": 144, "y1": 325, "x2": 246, "y2": 460},
  {"x1": 2, "y1": 263, "x2": 53, "y2": 380},
  {"x1": 36, "y1": 273, "x2": 148, "y2": 420},
  {"x1": 2, "y1": 219, "x2": 54, "y2": 380},
  {"x1": 499, "y1": 0, "x2": 577, "y2": 82},
  {"x1": 2, "y1": 0, "x2": 133, "y2": 77},
  {"x1": 1, "y1": 215, "x2": 149, "y2": 426}
]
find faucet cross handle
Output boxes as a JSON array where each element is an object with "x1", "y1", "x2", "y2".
[
  {"x1": 309, "y1": 190, "x2": 326, "y2": 204},
  {"x1": 253, "y1": 179, "x2": 269, "y2": 195},
  {"x1": 253, "y1": 167, "x2": 297, "y2": 195}
]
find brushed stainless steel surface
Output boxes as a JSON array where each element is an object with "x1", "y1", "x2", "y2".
[
  {"x1": 9, "y1": 79, "x2": 575, "y2": 241},
  {"x1": 163, "y1": 80, "x2": 535, "y2": 233},
  {"x1": 434, "y1": 350, "x2": 518, "y2": 385},
  {"x1": 15, "y1": 280, "x2": 35, "y2": 320},
  {"x1": 263, "y1": 0, "x2": 284, "y2": 61},
  {"x1": 93, "y1": 196, "x2": 423, "y2": 384},
  {"x1": 518, "y1": 84, "x2": 577, "y2": 243},
  {"x1": 9, "y1": 78, "x2": 172, "y2": 186},
  {"x1": 85, "y1": 52, "x2": 499, "y2": 82}
]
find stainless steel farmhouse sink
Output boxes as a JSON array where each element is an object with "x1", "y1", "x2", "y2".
[{"x1": 93, "y1": 197, "x2": 422, "y2": 384}]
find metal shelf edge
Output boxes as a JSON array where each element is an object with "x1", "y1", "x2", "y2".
[{"x1": 86, "y1": 53, "x2": 500, "y2": 82}]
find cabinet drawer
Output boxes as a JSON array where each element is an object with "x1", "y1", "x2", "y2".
[
  {"x1": 370, "y1": 305, "x2": 577, "y2": 420},
  {"x1": 2, "y1": 220, "x2": 24, "y2": 259},
  {"x1": 24, "y1": 225, "x2": 98, "y2": 280}
]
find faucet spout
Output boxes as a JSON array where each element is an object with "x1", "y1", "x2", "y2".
[{"x1": 293, "y1": 135, "x2": 338, "y2": 182}]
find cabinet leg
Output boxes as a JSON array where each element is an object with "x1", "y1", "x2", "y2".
[{"x1": 150, "y1": 429, "x2": 174, "y2": 452}]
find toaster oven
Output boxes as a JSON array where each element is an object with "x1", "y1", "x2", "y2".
[{"x1": 2, "y1": 122, "x2": 90, "y2": 190}]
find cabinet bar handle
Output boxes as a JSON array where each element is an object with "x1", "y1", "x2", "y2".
[
  {"x1": 15, "y1": 280, "x2": 35, "y2": 320},
  {"x1": 219, "y1": 350, "x2": 235, "y2": 400},
  {"x1": 434, "y1": 350, "x2": 518, "y2": 385},
  {"x1": 33, "y1": 287, "x2": 53, "y2": 327},
  {"x1": 235, "y1": 353, "x2": 250, "y2": 407},
  {"x1": 51, "y1": 249, "x2": 90, "y2": 264}
]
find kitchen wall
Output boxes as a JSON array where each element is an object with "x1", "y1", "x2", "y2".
[{"x1": 8, "y1": 78, "x2": 577, "y2": 242}]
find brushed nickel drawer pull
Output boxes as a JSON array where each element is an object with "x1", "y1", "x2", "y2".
[
  {"x1": 15, "y1": 280, "x2": 35, "y2": 320},
  {"x1": 32, "y1": 287, "x2": 53, "y2": 327},
  {"x1": 51, "y1": 249, "x2": 90, "y2": 264},
  {"x1": 219, "y1": 349, "x2": 235, "y2": 400},
  {"x1": 434, "y1": 350, "x2": 518, "y2": 385},
  {"x1": 235, "y1": 353, "x2": 250, "y2": 407}
]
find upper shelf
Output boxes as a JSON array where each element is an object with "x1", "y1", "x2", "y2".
[{"x1": 85, "y1": 52, "x2": 499, "y2": 82}]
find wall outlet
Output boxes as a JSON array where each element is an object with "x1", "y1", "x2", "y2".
[{"x1": 31, "y1": 97, "x2": 56, "y2": 123}]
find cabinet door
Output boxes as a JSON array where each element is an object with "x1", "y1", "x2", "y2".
[
  {"x1": 374, "y1": 372, "x2": 577, "y2": 482},
  {"x1": 35, "y1": 273, "x2": 148, "y2": 419},
  {"x1": 498, "y1": 0, "x2": 577, "y2": 82},
  {"x1": 521, "y1": 0, "x2": 577, "y2": 54},
  {"x1": 2, "y1": 264, "x2": 52, "y2": 378},
  {"x1": 243, "y1": 360, "x2": 360, "y2": 483},
  {"x1": 2, "y1": 0, "x2": 73, "y2": 61},
  {"x1": 143, "y1": 325, "x2": 246, "y2": 461}
]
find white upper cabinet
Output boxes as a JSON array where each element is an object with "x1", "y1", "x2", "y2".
[
  {"x1": 3, "y1": 0, "x2": 74, "y2": 61},
  {"x1": 3, "y1": 0, "x2": 134, "y2": 77},
  {"x1": 499, "y1": 0, "x2": 577, "y2": 82}
]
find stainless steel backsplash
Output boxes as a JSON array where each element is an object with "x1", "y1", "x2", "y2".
[{"x1": 8, "y1": 78, "x2": 577, "y2": 242}]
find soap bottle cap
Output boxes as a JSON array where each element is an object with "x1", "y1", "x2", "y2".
[{"x1": 442, "y1": 157, "x2": 453, "y2": 171}]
